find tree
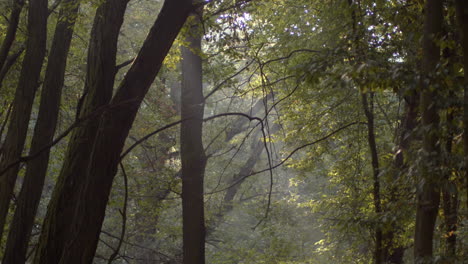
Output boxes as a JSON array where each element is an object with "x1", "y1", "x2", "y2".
[
  {"x1": 180, "y1": 8, "x2": 207, "y2": 264},
  {"x1": 0, "y1": 0, "x2": 47, "y2": 243},
  {"x1": 0, "y1": 0, "x2": 466, "y2": 262},
  {"x1": 34, "y1": 2, "x2": 130, "y2": 262},
  {"x1": 414, "y1": 0, "x2": 443, "y2": 262},
  {"x1": 37, "y1": 0, "x2": 193, "y2": 262},
  {"x1": 2, "y1": 0, "x2": 80, "y2": 262},
  {"x1": 0, "y1": 0, "x2": 23, "y2": 79}
]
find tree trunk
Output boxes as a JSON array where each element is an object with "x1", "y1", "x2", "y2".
[
  {"x1": 442, "y1": 159, "x2": 458, "y2": 258},
  {"x1": 180, "y1": 9, "x2": 206, "y2": 264},
  {"x1": 0, "y1": 0, "x2": 47, "y2": 243},
  {"x1": 2, "y1": 1, "x2": 79, "y2": 262},
  {"x1": 441, "y1": 42, "x2": 459, "y2": 260},
  {"x1": 45, "y1": 1, "x2": 192, "y2": 262},
  {"x1": 414, "y1": 0, "x2": 443, "y2": 262},
  {"x1": 384, "y1": 93, "x2": 418, "y2": 264},
  {"x1": 0, "y1": 0, "x2": 24, "y2": 78},
  {"x1": 361, "y1": 93, "x2": 383, "y2": 264},
  {"x1": 455, "y1": 0, "x2": 468, "y2": 216},
  {"x1": 34, "y1": 1, "x2": 129, "y2": 263}
]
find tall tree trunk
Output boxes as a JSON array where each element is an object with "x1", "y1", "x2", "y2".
[
  {"x1": 181, "y1": 10, "x2": 206, "y2": 264},
  {"x1": 455, "y1": 0, "x2": 468, "y2": 215},
  {"x1": 45, "y1": 1, "x2": 192, "y2": 262},
  {"x1": 414, "y1": 0, "x2": 443, "y2": 262},
  {"x1": 384, "y1": 93, "x2": 418, "y2": 264},
  {"x1": 2, "y1": 1, "x2": 79, "y2": 262},
  {"x1": 0, "y1": 0, "x2": 47, "y2": 243},
  {"x1": 361, "y1": 92, "x2": 383, "y2": 264},
  {"x1": 34, "y1": 1, "x2": 129, "y2": 263},
  {"x1": 0, "y1": 0, "x2": 24, "y2": 77},
  {"x1": 441, "y1": 106, "x2": 457, "y2": 258}
]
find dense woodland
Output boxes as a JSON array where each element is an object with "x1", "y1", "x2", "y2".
[{"x1": 0, "y1": 0, "x2": 467, "y2": 263}]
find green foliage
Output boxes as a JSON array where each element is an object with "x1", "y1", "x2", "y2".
[{"x1": 1, "y1": 0, "x2": 467, "y2": 263}]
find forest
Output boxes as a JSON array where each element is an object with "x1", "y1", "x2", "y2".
[{"x1": 0, "y1": 0, "x2": 467, "y2": 263}]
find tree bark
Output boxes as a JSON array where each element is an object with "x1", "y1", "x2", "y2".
[
  {"x1": 441, "y1": 114, "x2": 457, "y2": 258},
  {"x1": 455, "y1": 0, "x2": 468, "y2": 216},
  {"x1": 384, "y1": 93, "x2": 418, "y2": 264},
  {"x1": 361, "y1": 93, "x2": 383, "y2": 264},
  {"x1": 46, "y1": 1, "x2": 192, "y2": 262},
  {"x1": 0, "y1": 0, "x2": 24, "y2": 78},
  {"x1": 181, "y1": 10, "x2": 206, "y2": 264},
  {"x1": 414, "y1": 0, "x2": 443, "y2": 262},
  {"x1": 0, "y1": 0, "x2": 47, "y2": 243},
  {"x1": 33, "y1": 1, "x2": 129, "y2": 263},
  {"x1": 2, "y1": 1, "x2": 79, "y2": 262}
]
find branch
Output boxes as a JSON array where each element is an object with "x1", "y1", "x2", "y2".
[
  {"x1": 207, "y1": 122, "x2": 365, "y2": 195},
  {"x1": 121, "y1": 112, "x2": 263, "y2": 161},
  {"x1": 48, "y1": 0, "x2": 62, "y2": 15},
  {"x1": 115, "y1": 58, "x2": 134, "y2": 72},
  {"x1": 205, "y1": 0, "x2": 256, "y2": 17},
  {"x1": 0, "y1": 102, "x2": 115, "y2": 178},
  {"x1": 204, "y1": 59, "x2": 255, "y2": 100}
]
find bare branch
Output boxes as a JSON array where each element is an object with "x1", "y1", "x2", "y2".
[{"x1": 207, "y1": 121, "x2": 365, "y2": 195}]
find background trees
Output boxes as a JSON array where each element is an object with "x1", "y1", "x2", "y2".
[{"x1": 0, "y1": 0, "x2": 466, "y2": 263}]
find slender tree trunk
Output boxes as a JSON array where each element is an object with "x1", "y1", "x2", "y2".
[
  {"x1": 0, "y1": 0, "x2": 47, "y2": 242},
  {"x1": 414, "y1": 0, "x2": 443, "y2": 262},
  {"x1": 384, "y1": 93, "x2": 418, "y2": 264},
  {"x1": 46, "y1": 1, "x2": 192, "y2": 262},
  {"x1": 180, "y1": 8, "x2": 206, "y2": 264},
  {"x1": 441, "y1": 41, "x2": 459, "y2": 259},
  {"x1": 362, "y1": 92, "x2": 383, "y2": 264},
  {"x1": 222, "y1": 134, "x2": 266, "y2": 213},
  {"x1": 442, "y1": 111, "x2": 457, "y2": 258},
  {"x1": 0, "y1": 0, "x2": 24, "y2": 77},
  {"x1": 34, "y1": 1, "x2": 129, "y2": 263},
  {"x1": 455, "y1": 0, "x2": 468, "y2": 215},
  {"x1": 2, "y1": 1, "x2": 79, "y2": 262}
]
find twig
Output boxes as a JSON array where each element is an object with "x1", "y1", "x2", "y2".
[
  {"x1": 204, "y1": 59, "x2": 255, "y2": 100},
  {"x1": 206, "y1": 122, "x2": 365, "y2": 195},
  {"x1": 0, "y1": 102, "x2": 114, "y2": 178}
]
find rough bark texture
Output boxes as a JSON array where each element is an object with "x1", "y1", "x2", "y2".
[
  {"x1": 181, "y1": 10, "x2": 206, "y2": 264},
  {"x1": 361, "y1": 93, "x2": 383, "y2": 264},
  {"x1": 0, "y1": 0, "x2": 24, "y2": 76},
  {"x1": 414, "y1": 0, "x2": 443, "y2": 262},
  {"x1": 49, "y1": 1, "x2": 192, "y2": 262},
  {"x1": 455, "y1": 0, "x2": 468, "y2": 215},
  {"x1": 441, "y1": 114, "x2": 458, "y2": 258},
  {"x1": 0, "y1": 0, "x2": 47, "y2": 242},
  {"x1": 33, "y1": 1, "x2": 129, "y2": 263},
  {"x1": 2, "y1": 1, "x2": 79, "y2": 262}
]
